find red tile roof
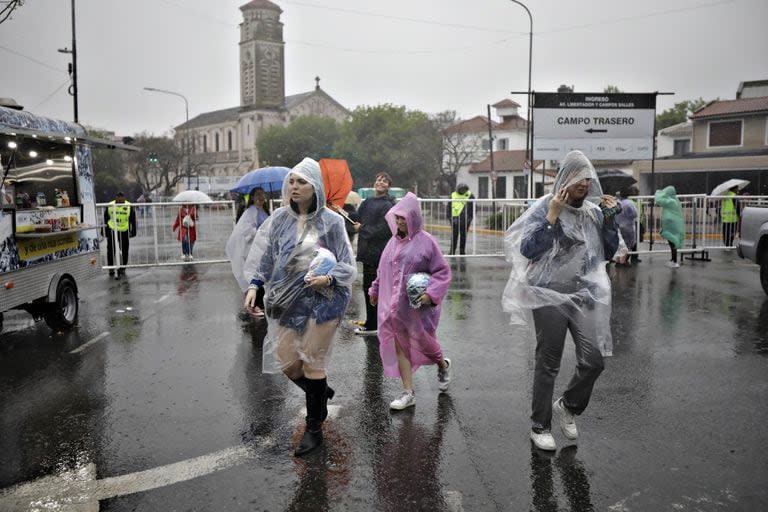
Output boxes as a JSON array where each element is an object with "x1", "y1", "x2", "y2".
[
  {"x1": 469, "y1": 150, "x2": 544, "y2": 173},
  {"x1": 492, "y1": 99, "x2": 521, "y2": 108},
  {"x1": 443, "y1": 116, "x2": 496, "y2": 135},
  {"x1": 496, "y1": 116, "x2": 529, "y2": 130},
  {"x1": 691, "y1": 96, "x2": 768, "y2": 119}
]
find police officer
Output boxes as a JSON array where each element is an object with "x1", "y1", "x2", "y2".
[
  {"x1": 447, "y1": 183, "x2": 475, "y2": 255},
  {"x1": 103, "y1": 191, "x2": 137, "y2": 279}
]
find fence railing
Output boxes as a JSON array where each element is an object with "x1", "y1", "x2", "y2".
[{"x1": 97, "y1": 195, "x2": 768, "y2": 269}]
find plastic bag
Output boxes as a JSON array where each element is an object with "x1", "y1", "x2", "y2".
[
  {"x1": 406, "y1": 272, "x2": 430, "y2": 308},
  {"x1": 304, "y1": 247, "x2": 337, "y2": 283},
  {"x1": 182, "y1": 214, "x2": 194, "y2": 228}
]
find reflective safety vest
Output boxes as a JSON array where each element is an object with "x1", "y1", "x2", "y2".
[
  {"x1": 722, "y1": 191, "x2": 738, "y2": 223},
  {"x1": 450, "y1": 190, "x2": 471, "y2": 217},
  {"x1": 107, "y1": 200, "x2": 131, "y2": 231}
]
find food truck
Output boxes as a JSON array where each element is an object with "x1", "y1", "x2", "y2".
[{"x1": 0, "y1": 103, "x2": 130, "y2": 332}]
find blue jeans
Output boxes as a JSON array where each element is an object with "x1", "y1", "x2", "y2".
[{"x1": 182, "y1": 234, "x2": 194, "y2": 256}]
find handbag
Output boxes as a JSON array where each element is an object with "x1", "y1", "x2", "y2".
[{"x1": 182, "y1": 213, "x2": 194, "y2": 228}]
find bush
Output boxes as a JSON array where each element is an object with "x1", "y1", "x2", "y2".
[{"x1": 486, "y1": 212, "x2": 507, "y2": 230}]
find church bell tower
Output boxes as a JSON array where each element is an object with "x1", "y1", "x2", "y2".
[{"x1": 239, "y1": 0, "x2": 285, "y2": 109}]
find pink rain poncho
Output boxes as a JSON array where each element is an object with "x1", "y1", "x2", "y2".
[{"x1": 369, "y1": 192, "x2": 452, "y2": 377}]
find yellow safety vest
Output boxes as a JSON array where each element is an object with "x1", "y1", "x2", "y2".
[
  {"x1": 451, "y1": 190, "x2": 471, "y2": 217},
  {"x1": 107, "y1": 200, "x2": 131, "y2": 231},
  {"x1": 722, "y1": 191, "x2": 738, "y2": 223}
]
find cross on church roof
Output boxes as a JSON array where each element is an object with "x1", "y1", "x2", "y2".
[{"x1": 315, "y1": 76, "x2": 320, "y2": 90}]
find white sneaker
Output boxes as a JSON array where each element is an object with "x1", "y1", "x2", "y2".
[
  {"x1": 530, "y1": 430, "x2": 557, "y2": 451},
  {"x1": 437, "y1": 358, "x2": 452, "y2": 391},
  {"x1": 390, "y1": 391, "x2": 415, "y2": 410},
  {"x1": 553, "y1": 397, "x2": 578, "y2": 440},
  {"x1": 188, "y1": 255, "x2": 194, "y2": 261},
  {"x1": 665, "y1": 261, "x2": 680, "y2": 268}
]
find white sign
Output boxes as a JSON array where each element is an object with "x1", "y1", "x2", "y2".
[{"x1": 532, "y1": 93, "x2": 656, "y2": 161}]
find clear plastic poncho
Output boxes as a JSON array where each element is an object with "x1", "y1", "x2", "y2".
[
  {"x1": 226, "y1": 204, "x2": 270, "y2": 292},
  {"x1": 501, "y1": 150, "x2": 618, "y2": 356},
  {"x1": 243, "y1": 158, "x2": 357, "y2": 372}
]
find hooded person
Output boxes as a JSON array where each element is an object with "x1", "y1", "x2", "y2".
[
  {"x1": 369, "y1": 192, "x2": 453, "y2": 410},
  {"x1": 654, "y1": 185, "x2": 685, "y2": 268},
  {"x1": 243, "y1": 157, "x2": 357, "y2": 456},
  {"x1": 502, "y1": 150, "x2": 620, "y2": 451},
  {"x1": 226, "y1": 187, "x2": 271, "y2": 312}
]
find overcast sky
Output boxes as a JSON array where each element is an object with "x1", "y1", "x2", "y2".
[{"x1": 1, "y1": 0, "x2": 765, "y2": 136}]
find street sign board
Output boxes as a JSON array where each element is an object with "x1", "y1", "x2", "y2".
[{"x1": 532, "y1": 93, "x2": 656, "y2": 161}]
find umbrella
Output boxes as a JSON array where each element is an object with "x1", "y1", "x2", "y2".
[
  {"x1": 230, "y1": 166, "x2": 290, "y2": 195},
  {"x1": 319, "y1": 159, "x2": 353, "y2": 209},
  {"x1": 345, "y1": 190, "x2": 362, "y2": 208},
  {"x1": 711, "y1": 178, "x2": 749, "y2": 196},
  {"x1": 172, "y1": 190, "x2": 213, "y2": 203},
  {"x1": 596, "y1": 169, "x2": 637, "y2": 196}
]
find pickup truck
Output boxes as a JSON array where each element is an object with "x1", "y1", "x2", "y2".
[{"x1": 737, "y1": 206, "x2": 768, "y2": 295}]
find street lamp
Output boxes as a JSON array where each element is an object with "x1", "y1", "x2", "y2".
[
  {"x1": 508, "y1": 0, "x2": 533, "y2": 198},
  {"x1": 143, "y1": 87, "x2": 191, "y2": 189}
]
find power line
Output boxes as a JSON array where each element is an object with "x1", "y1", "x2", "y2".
[
  {"x1": 31, "y1": 79, "x2": 71, "y2": 111},
  {"x1": 0, "y1": 43, "x2": 67, "y2": 73}
]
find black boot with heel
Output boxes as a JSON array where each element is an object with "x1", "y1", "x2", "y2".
[{"x1": 294, "y1": 378, "x2": 328, "y2": 457}]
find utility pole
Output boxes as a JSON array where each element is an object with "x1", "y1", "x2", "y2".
[{"x1": 57, "y1": 0, "x2": 78, "y2": 122}]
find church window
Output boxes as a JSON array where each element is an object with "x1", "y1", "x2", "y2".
[
  {"x1": 215, "y1": 133, "x2": 220, "y2": 152},
  {"x1": 203, "y1": 135, "x2": 207, "y2": 153},
  {"x1": 228, "y1": 131, "x2": 233, "y2": 150}
]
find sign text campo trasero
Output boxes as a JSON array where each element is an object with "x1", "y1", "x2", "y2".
[{"x1": 532, "y1": 93, "x2": 656, "y2": 161}]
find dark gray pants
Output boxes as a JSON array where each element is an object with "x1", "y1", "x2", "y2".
[{"x1": 531, "y1": 305, "x2": 604, "y2": 431}]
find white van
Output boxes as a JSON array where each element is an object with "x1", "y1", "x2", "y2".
[{"x1": 0, "y1": 103, "x2": 133, "y2": 332}]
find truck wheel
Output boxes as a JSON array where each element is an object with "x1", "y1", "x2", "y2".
[
  {"x1": 44, "y1": 277, "x2": 79, "y2": 331},
  {"x1": 762, "y1": 260, "x2": 768, "y2": 296}
]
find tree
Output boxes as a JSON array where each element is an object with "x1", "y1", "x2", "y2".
[
  {"x1": 333, "y1": 104, "x2": 441, "y2": 193},
  {"x1": 603, "y1": 84, "x2": 623, "y2": 93},
  {"x1": 656, "y1": 98, "x2": 710, "y2": 131},
  {"x1": 124, "y1": 133, "x2": 185, "y2": 197},
  {"x1": 433, "y1": 110, "x2": 486, "y2": 194},
  {"x1": 88, "y1": 129, "x2": 136, "y2": 202},
  {"x1": 256, "y1": 115, "x2": 340, "y2": 167},
  {"x1": 0, "y1": 1, "x2": 24, "y2": 25}
]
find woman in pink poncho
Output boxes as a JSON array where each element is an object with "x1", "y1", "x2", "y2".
[{"x1": 369, "y1": 192, "x2": 453, "y2": 411}]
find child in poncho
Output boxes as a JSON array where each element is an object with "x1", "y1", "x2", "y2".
[{"x1": 369, "y1": 192, "x2": 453, "y2": 410}]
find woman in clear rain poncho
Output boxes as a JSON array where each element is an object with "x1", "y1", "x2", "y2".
[
  {"x1": 502, "y1": 150, "x2": 619, "y2": 451},
  {"x1": 243, "y1": 158, "x2": 357, "y2": 456},
  {"x1": 369, "y1": 192, "x2": 453, "y2": 411},
  {"x1": 226, "y1": 187, "x2": 270, "y2": 314}
]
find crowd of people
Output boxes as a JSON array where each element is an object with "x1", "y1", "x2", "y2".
[{"x1": 101, "y1": 150, "x2": 744, "y2": 458}]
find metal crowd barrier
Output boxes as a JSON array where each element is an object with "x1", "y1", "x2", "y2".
[
  {"x1": 97, "y1": 194, "x2": 767, "y2": 269},
  {"x1": 97, "y1": 201, "x2": 237, "y2": 269}
]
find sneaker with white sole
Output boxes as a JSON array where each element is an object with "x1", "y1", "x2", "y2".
[
  {"x1": 354, "y1": 327, "x2": 378, "y2": 336},
  {"x1": 530, "y1": 429, "x2": 556, "y2": 451},
  {"x1": 389, "y1": 391, "x2": 415, "y2": 410},
  {"x1": 665, "y1": 261, "x2": 680, "y2": 268},
  {"x1": 553, "y1": 397, "x2": 578, "y2": 440},
  {"x1": 437, "y1": 358, "x2": 452, "y2": 391}
]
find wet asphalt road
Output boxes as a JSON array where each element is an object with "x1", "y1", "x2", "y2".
[{"x1": 0, "y1": 251, "x2": 767, "y2": 511}]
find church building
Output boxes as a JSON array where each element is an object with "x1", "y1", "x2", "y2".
[{"x1": 176, "y1": 0, "x2": 349, "y2": 187}]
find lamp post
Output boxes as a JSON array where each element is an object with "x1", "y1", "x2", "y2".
[
  {"x1": 143, "y1": 87, "x2": 191, "y2": 190},
  {"x1": 508, "y1": 0, "x2": 533, "y2": 198}
]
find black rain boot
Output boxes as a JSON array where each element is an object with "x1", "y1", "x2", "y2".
[
  {"x1": 294, "y1": 379, "x2": 327, "y2": 457},
  {"x1": 290, "y1": 377, "x2": 334, "y2": 420}
]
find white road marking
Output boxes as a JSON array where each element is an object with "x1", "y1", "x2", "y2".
[
  {"x1": 0, "y1": 440, "x2": 273, "y2": 511},
  {"x1": 69, "y1": 332, "x2": 110, "y2": 354},
  {"x1": 154, "y1": 293, "x2": 171, "y2": 304}
]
